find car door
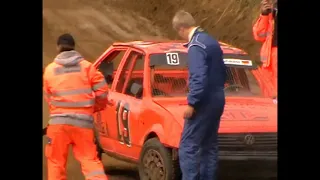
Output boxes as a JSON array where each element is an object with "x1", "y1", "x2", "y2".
[
  {"x1": 105, "y1": 49, "x2": 146, "y2": 158},
  {"x1": 94, "y1": 47, "x2": 129, "y2": 153}
]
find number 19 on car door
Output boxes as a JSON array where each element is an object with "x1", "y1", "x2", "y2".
[{"x1": 116, "y1": 100, "x2": 131, "y2": 147}]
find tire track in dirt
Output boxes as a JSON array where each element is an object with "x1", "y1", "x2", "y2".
[{"x1": 43, "y1": 2, "x2": 163, "y2": 64}]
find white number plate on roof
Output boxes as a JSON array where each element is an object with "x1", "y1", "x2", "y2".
[
  {"x1": 166, "y1": 52, "x2": 180, "y2": 65},
  {"x1": 223, "y1": 59, "x2": 253, "y2": 66}
]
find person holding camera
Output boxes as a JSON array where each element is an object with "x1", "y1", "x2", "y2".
[{"x1": 253, "y1": 0, "x2": 278, "y2": 97}]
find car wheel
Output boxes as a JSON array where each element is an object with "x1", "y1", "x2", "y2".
[
  {"x1": 138, "y1": 138, "x2": 181, "y2": 180},
  {"x1": 93, "y1": 127, "x2": 103, "y2": 161}
]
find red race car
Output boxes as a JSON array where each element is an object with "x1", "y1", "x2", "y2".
[{"x1": 93, "y1": 41, "x2": 277, "y2": 180}]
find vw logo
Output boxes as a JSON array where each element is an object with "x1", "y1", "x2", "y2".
[{"x1": 244, "y1": 134, "x2": 255, "y2": 145}]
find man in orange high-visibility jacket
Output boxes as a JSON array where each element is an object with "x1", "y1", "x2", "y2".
[
  {"x1": 43, "y1": 33, "x2": 109, "y2": 180},
  {"x1": 253, "y1": 0, "x2": 277, "y2": 97}
]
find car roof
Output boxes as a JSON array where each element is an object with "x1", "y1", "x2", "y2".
[
  {"x1": 113, "y1": 41, "x2": 187, "y2": 54},
  {"x1": 112, "y1": 41, "x2": 247, "y2": 55}
]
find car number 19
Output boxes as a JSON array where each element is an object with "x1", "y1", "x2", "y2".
[
  {"x1": 116, "y1": 101, "x2": 132, "y2": 147},
  {"x1": 166, "y1": 52, "x2": 180, "y2": 65}
]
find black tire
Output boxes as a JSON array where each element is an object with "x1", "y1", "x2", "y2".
[
  {"x1": 138, "y1": 138, "x2": 181, "y2": 180},
  {"x1": 93, "y1": 127, "x2": 103, "y2": 161}
]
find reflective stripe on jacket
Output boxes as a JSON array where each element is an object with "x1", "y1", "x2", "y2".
[
  {"x1": 253, "y1": 14, "x2": 274, "y2": 68},
  {"x1": 43, "y1": 50, "x2": 108, "y2": 128}
]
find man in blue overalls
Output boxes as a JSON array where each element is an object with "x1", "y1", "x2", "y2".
[{"x1": 172, "y1": 10, "x2": 227, "y2": 180}]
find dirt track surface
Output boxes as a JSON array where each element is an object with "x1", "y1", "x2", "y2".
[
  {"x1": 43, "y1": 0, "x2": 276, "y2": 179},
  {"x1": 43, "y1": 1, "x2": 165, "y2": 65}
]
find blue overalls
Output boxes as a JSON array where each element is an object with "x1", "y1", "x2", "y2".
[{"x1": 179, "y1": 28, "x2": 227, "y2": 180}]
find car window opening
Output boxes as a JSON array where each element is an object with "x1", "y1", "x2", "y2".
[{"x1": 150, "y1": 53, "x2": 261, "y2": 97}]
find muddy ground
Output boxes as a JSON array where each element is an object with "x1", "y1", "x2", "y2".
[{"x1": 43, "y1": 0, "x2": 276, "y2": 179}]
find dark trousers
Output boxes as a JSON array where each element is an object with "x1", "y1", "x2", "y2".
[{"x1": 179, "y1": 101, "x2": 224, "y2": 180}]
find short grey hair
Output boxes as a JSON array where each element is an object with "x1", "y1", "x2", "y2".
[{"x1": 172, "y1": 10, "x2": 196, "y2": 31}]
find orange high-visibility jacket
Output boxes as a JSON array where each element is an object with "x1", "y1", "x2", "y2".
[
  {"x1": 253, "y1": 14, "x2": 275, "y2": 68},
  {"x1": 43, "y1": 51, "x2": 108, "y2": 127}
]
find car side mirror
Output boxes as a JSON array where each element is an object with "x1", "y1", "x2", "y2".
[{"x1": 130, "y1": 83, "x2": 143, "y2": 98}]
